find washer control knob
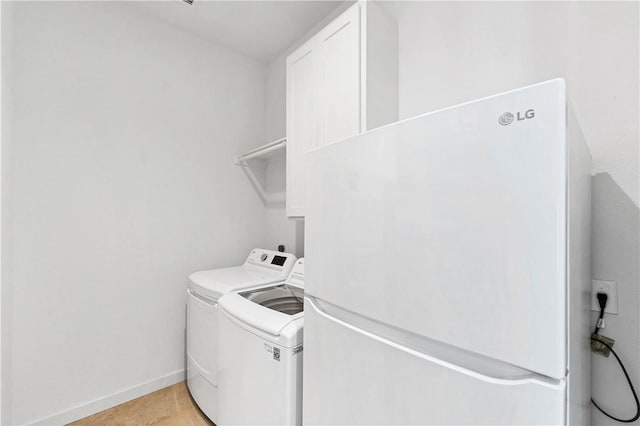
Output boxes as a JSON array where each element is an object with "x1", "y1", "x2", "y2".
[{"x1": 260, "y1": 253, "x2": 268, "y2": 262}]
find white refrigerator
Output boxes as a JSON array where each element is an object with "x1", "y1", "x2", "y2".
[{"x1": 303, "y1": 79, "x2": 591, "y2": 425}]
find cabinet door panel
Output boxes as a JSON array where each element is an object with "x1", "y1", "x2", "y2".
[
  {"x1": 286, "y1": 3, "x2": 362, "y2": 217},
  {"x1": 319, "y1": 4, "x2": 361, "y2": 146},
  {"x1": 286, "y1": 43, "x2": 319, "y2": 217}
]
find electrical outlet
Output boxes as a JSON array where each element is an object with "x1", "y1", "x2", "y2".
[{"x1": 591, "y1": 280, "x2": 618, "y2": 315}]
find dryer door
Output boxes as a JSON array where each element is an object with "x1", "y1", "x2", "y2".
[{"x1": 186, "y1": 288, "x2": 218, "y2": 386}]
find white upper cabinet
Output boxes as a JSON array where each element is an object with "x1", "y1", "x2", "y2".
[
  {"x1": 286, "y1": 42, "x2": 320, "y2": 217},
  {"x1": 318, "y1": 5, "x2": 361, "y2": 147},
  {"x1": 286, "y1": 1, "x2": 398, "y2": 218}
]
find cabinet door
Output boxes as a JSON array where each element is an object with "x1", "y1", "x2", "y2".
[
  {"x1": 318, "y1": 3, "x2": 361, "y2": 147},
  {"x1": 286, "y1": 3, "x2": 362, "y2": 218},
  {"x1": 286, "y1": 40, "x2": 320, "y2": 217}
]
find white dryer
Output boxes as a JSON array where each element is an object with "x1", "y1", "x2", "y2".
[
  {"x1": 217, "y1": 258, "x2": 305, "y2": 426},
  {"x1": 186, "y1": 249, "x2": 296, "y2": 423}
]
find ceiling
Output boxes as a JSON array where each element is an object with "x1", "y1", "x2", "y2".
[{"x1": 131, "y1": 1, "x2": 345, "y2": 62}]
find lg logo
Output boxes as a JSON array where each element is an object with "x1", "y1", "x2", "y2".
[
  {"x1": 498, "y1": 112, "x2": 514, "y2": 125},
  {"x1": 498, "y1": 109, "x2": 535, "y2": 126}
]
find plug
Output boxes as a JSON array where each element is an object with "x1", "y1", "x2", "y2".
[
  {"x1": 596, "y1": 292, "x2": 608, "y2": 329},
  {"x1": 597, "y1": 292, "x2": 608, "y2": 311}
]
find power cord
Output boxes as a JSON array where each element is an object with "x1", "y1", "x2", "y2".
[{"x1": 591, "y1": 292, "x2": 640, "y2": 423}]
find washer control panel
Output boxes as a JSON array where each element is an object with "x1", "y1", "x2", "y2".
[{"x1": 245, "y1": 248, "x2": 297, "y2": 273}]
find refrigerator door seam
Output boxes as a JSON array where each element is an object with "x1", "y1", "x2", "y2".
[{"x1": 306, "y1": 296, "x2": 565, "y2": 390}]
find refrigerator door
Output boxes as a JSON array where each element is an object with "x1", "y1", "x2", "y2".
[
  {"x1": 303, "y1": 297, "x2": 566, "y2": 425},
  {"x1": 305, "y1": 79, "x2": 567, "y2": 379}
]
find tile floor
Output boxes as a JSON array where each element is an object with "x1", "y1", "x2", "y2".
[{"x1": 68, "y1": 382, "x2": 213, "y2": 426}]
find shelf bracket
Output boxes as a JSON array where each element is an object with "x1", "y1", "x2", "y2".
[
  {"x1": 235, "y1": 138, "x2": 286, "y2": 205},
  {"x1": 235, "y1": 138, "x2": 286, "y2": 164}
]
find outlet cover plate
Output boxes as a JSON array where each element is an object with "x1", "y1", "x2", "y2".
[{"x1": 591, "y1": 280, "x2": 618, "y2": 315}]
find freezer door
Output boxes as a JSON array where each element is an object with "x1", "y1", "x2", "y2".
[
  {"x1": 303, "y1": 298, "x2": 566, "y2": 425},
  {"x1": 305, "y1": 79, "x2": 567, "y2": 379}
]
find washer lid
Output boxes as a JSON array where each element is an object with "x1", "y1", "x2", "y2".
[
  {"x1": 188, "y1": 266, "x2": 285, "y2": 301},
  {"x1": 219, "y1": 289, "x2": 303, "y2": 346}
]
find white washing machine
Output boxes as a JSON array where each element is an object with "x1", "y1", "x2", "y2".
[
  {"x1": 186, "y1": 249, "x2": 296, "y2": 423},
  {"x1": 217, "y1": 258, "x2": 305, "y2": 426}
]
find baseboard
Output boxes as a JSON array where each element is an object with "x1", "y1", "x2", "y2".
[{"x1": 29, "y1": 369, "x2": 185, "y2": 426}]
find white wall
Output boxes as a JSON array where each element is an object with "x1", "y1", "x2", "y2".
[
  {"x1": 1, "y1": 2, "x2": 267, "y2": 424},
  {"x1": 391, "y1": 1, "x2": 639, "y2": 424}
]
